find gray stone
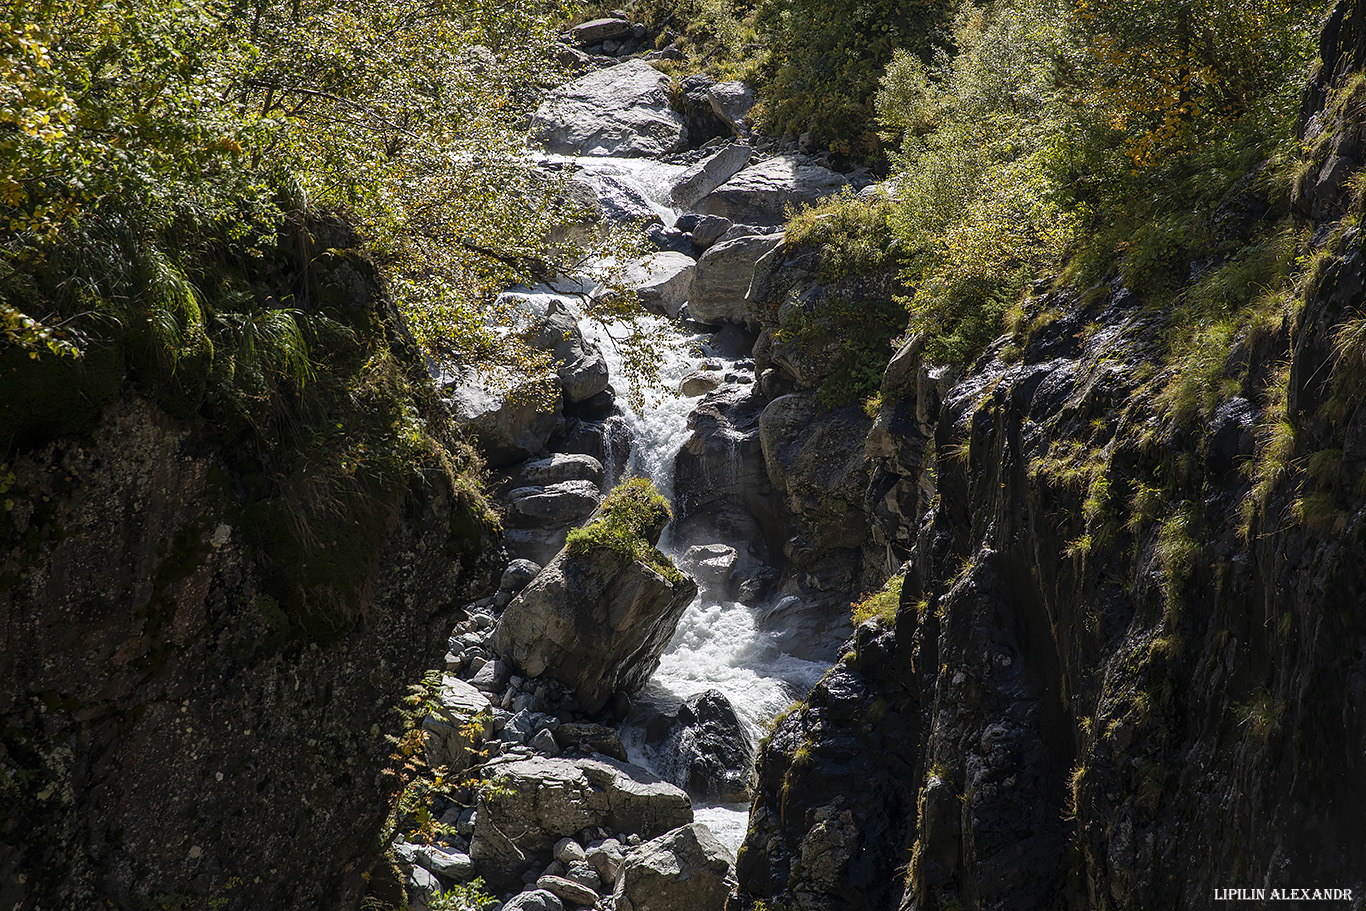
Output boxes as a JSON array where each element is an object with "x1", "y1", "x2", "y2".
[
  {"x1": 532, "y1": 60, "x2": 688, "y2": 158},
  {"x1": 528, "y1": 299, "x2": 609, "y2": 404},
  {"x1": 689, "y1": 215, "x2": 733, "y2": 252},
  {"x1": 536, "y1": 874, "x2": 599, "y2": 907},
  {"x1": 416, "y1": 845, "x2": 475, "y2": 881},
  {"x1": 697, "y1": 154, "x2": 848, "y2": 226},
  {"x1": 489, "y1": 546, "x2": 698, "y2": 715},
  {"x1": 612, "y1": 823, "x2": 735, "y2": 911},
  {"x1": 554, "y1": 722, "x2": 629, "y2": 761},
  {"x1": 504, "y1": 481, "x2": 602, "y2": 528},
  {"x1": 471, "y1": 755, "x2": 693, "y2": 891},
  {"x1": 677, "y1": 544, "x2": 738, "y2": 600},
  {"x1": 571, "y1": 17, "x2": 632, "y2": 45},
  {"x1": 644, "y1": 690, "x2": 752, "y2": 803},
  {"x1": 688, "y1": 233, "x2": 785, "y2": 327},
  {"x1": 471, "y1": 658, "x2": 510, "y2": 693},
  {"x1": 531, "y1": 727, "x2": 561, "y2": 756},
  {"x1": 706, "y1": 81, "x2": 756, "y2": 134},
  {"x1": 679, "y1": 372, "x2": 722, "y2": 397},
  {"x1": 502, "y1": 889, "x2": 565, "y2": 911},
  {"x1": 443, "y1": 368, "x2": 563, "y2": 468},
  {"x1": 586, "y1": 840, "x2": 626, "y2": 887},
  {"x1": 617, "y1": 253, "x2": 696, "y2": 319},
  {"x1": 554, "y1": 837, "x2": 587, "y2": 864},
  {"x1": 671, "y1": 142, "x2": 753, "y2": 209},
  {"x1": 405, "y1": 863, "x2": 442, "y2": 907},
  {"x1": 506, "y1": 453, "x2": 606, "y2": 490},
  {"x1": 501, "y1": 559, "x2": 544, "y2": 593},
  {"x1": 421, "y1": 676, "x2": 494, "y2": 774},
  {"x1": 564, "y1": 860, "x2": 603, "y2": 893}
]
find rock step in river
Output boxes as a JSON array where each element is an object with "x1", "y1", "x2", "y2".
[{"x1": 401, "y1": 46, "x2": 882, "y2": 909}]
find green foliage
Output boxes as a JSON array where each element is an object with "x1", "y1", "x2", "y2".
[
  {"x1": 877, "y1": 1, "x2": 1081, "y2": 367},
  {"x1": 778, "y1": 192, "x2": 909, "y2": 406},
  {"x1": 851, "y1": 573, "x2": 905, "y2": 626},
  {"x1": 565, "y1": 477, "x2": 683, "y2": 581},
  {"x1": 867, "y1": 0, "x2": 1321, "y2": 370},
  {"x1": 1070, "y1": 0, "x2": 1324, "y2": 171},
  {"x1": 615, "y1": 0, "x2": 760, "y2": 82},
  {"x1": 1156, "y1": 503, "x2": 1198, "y2": 613},
  {"x1": 2, "y1": 0, "x2": 665, "y2": 400},
  {"x1": 751, "y1": 0, "x2": 952, "y2": 158}
]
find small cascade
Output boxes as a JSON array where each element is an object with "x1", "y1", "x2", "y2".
[{"x1": 580, "y1": 307, "x2": 828, "y2": 852}]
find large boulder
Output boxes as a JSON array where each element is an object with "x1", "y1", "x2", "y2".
[
  {"x1": 707, "y1": 81, "x2": 755, "y2": 135},
  {"x1": 503, "y1": 481, "x2": 603, "y2": 529},
  {"x1": 528, "y1": 299, "x2": 610, "y2": 404},
  {"x1": 688, "y1": 234, "x2": 784, "y2": 327},
  {"x1": 644, "y1": 690, "x2": 753, "y2": 802},
  {"x1": 532, "y1": 60, "x2": 688, "y2": 158},
  {"x1": 612, "y1": 824, "x2": 735, "y2": 911},
  {"x1": 489, "y1": 546, "x2": 698, "y2": 714},
  {"x1": 471, "y1": 755, "x2": 693, "y2": 891},
  {"x1": 697, "y1": 154, "x2": 848, "y2": 226},
  {"x1": 671, "y1": 142, "x2": 753, "y2": 209},
  {"x1": 570, "y1": 17, "x2": 633, "y2": 45},
  {"x1": 443, "y1": 368, "x2": 564, "y2": 468},
  {"x1": 501, "y1": 453, "x2": 606, "y2": 491},
  {"x1": 500, "y1": 480, "x2": 604, "y2": 565}
]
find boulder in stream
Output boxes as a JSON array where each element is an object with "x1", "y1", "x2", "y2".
[
  {"x1": 490, "y1": 544, "x2": 697, "y2": 714},
  {"x1": 643, "y1": 689, "x2": 753, "y2": 803},
  {"x1": 614, "y1": 252, "x2": 696, "y2": 319},
  {"x1": 528, "y1": 298, "x2": 610, "y2": 404},
  {"x1": 489, "y1": 480, "x2": 698, "y2": 714},
  {"x1": 671, "y1": 141, "x2": 753, "y2": 209},
  {"x1": 688, "y1": 233, "x2": 784, "y2": 327},
  {"x1": 531, "y1": 60, "x2": 688, "y2": 158},
  {"x1": 471, "y1": 755, "x2": 692, "y2": 891},
  {"x1": 697, "y1": 154, "x2": 847, "y2": 226}
]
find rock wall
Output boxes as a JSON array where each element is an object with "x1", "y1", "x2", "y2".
[
  {"x1": 0, "y1": 240, "x2": 501, "y2": 910},
  {"x1": 733, "y1": 4, "x2": 1366, "y2": 908}
]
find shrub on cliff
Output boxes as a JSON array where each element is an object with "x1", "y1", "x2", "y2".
[
  {"x1": 566, "y1": 477, "x2": 683, "y2": 582},
  {"x1": 2, "y1": 0, "x2": 658, "y2": 398}
]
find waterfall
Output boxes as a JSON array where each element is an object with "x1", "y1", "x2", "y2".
[{"x1": 580, "y1": 315, "x2": 828, "y2": 853}]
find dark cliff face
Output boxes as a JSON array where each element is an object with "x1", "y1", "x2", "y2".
[
  {"x1": 735, "y1": 4, "x2": 1366, "y2": 909},
  {"x1": 0, "y1": 239, "x2": 501, "y2": 910}
]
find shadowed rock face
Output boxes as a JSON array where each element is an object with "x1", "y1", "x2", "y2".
[
  {"x1": 734, "y1": 5, "x2": 1366, "y2": 909},
  {"x1": 0, "y1": 396, "x2": 500, "y2": 911},
  {"x1": 490, "y1": 546, "x2": 698, "y2": 715}
]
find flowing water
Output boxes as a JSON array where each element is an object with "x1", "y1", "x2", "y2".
[
  {"x1": 504, "y1": 154, "x2": 834, "y2": 852},
  {"x1": 580, "y1": 314, "x2": 829, "y2": 854}
]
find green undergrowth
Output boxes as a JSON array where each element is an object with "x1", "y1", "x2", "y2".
[
  {"x1": 565, "y1": 477, "x2": 683, "y2": 582},
  {"x1": 0, "y1": 206, "x2": 496, "y2": 646},
  {"x1": 852, "y1": 573, "x2": 905, "y2": 626},
  {"x1": 776, "y1": 192, "x2": 909, "y2": 407}
]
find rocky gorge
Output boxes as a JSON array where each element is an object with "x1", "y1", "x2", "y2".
[{"x1": 5, "y1": 2, "x2": 1366, "y2": 911}]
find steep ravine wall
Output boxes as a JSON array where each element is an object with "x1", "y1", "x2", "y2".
[
  {"x1": 0, "y1": 240, "x2": 501, "y2": 910},
  {"x1": 733, "y1": 4, "x2": 1366, "y2": 910}
]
